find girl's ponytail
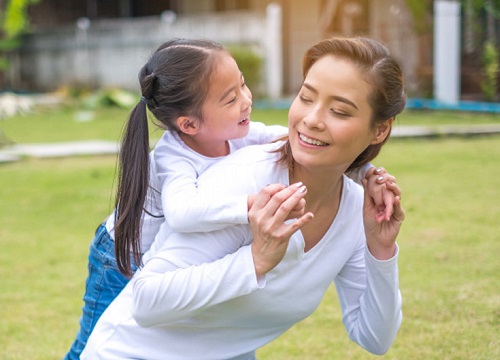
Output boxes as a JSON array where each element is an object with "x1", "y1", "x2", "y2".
[{"x1": 114, "y1": 95, "x2": 151, "y2": 277}]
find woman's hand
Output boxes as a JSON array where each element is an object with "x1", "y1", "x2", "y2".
[
  {"x1": 362, "y1": 176, "x2": 405, "y2": 260},
  {"x1": 248, "y1": 186, "x2": 306, "y2": 220},
  {"x1": 249, "y1": 183, "x2": 314, "y2": 278},
  {"x1": 364, "y1": 167, "x2": 401, "y2": 223}
]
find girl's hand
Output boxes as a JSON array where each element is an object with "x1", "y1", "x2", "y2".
[
  {"x1": 364, "y1": 167, "x2": 401, "y2": 223},
  {"x1": 249, "y1": 183, "x2": 313, "y2": 277},
  {"x1": 362, "y1": 177, "x2": 405, "y2": 260}
]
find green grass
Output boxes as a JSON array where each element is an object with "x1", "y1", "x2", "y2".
[{"x1": 0, "y1": 105, "x2": 499, "y2": 359}]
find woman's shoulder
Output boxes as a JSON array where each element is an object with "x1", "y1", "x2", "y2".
[
  {"x1": 220, "y1": 141, "x2": 283, "y2": 167},
  {"x1": 197, "y1": 142, "x2": 286, "y2": 192},
  {"x1": 341, "y1": 175, "x2": 365, "y2": 210}
]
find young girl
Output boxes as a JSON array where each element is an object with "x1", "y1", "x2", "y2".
[
  {"x1": 65, "y1": 38, "x2": 396, "y2": 359},
  {"x1": 64, "y1": 38, "x2": 287, "y2": 360},
  {"x1": 81, "y1": 36, "x2": 406, "y2": 359}
]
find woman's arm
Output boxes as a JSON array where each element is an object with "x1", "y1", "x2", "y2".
[
  {"x1": 334, "y1": 243, "x2": 402, "y2": 355},
  {"x1": 132, "y1": 240, "x2": 260, "y2": 327},
  {"x1": 333, "y1": 177, "x2": 404, "y2": 355},
  {"x1": 132, "y1": 183, "x2": 312, "y2": 327}
]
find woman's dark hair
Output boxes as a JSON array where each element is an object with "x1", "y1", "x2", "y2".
[
  {"x1": 114, "y1": 38, "x2": 226, "y2": 276},
  {"x1": 277, "y1": 36, "x2": 406, "y2": 172}
]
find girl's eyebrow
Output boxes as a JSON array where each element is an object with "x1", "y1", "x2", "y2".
[
  {"x1": 218, "y1": 73, "x2": 244, "y2": 102},
  {"x1": 302, "y1": 82, "x2": 359, "y2": 110},
  {"x1": 219, "y1": 87, "x2": 236, "y2": 102}
]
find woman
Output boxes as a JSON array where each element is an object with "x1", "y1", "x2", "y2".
[{"x1": 82, "y1": 36, "x2": 406, "y2": 360}]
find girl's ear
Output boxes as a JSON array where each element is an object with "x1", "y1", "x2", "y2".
[
  {"x1": 177, "y1": 116, "x2": 200, "y2": 135},
  {"x1": 371, "y1": 117, "x2": 394, "y2": 145}
]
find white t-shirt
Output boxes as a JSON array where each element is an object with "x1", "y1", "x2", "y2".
[
  {"x1": 82, "y1": 141, "x2": 402, "y2": 360},
  {"x1": 105, "y1": 121, "x2": 287, "y2": 252}
]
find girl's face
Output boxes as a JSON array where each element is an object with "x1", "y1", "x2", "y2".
[
  {"x1": 288, "y1": 55, "x2": 388, "y2": 172},
  {"x1": 197, "y1": 52, "x2": 252, "y2": 144}
]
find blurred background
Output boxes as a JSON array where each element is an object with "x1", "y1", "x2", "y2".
[{"x1": 0, "y1": 0, "x2": 499, "y2": 103}]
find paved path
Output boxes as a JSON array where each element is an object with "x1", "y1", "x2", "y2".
[{"x1": 1, "y1": 124, "x2": 500, "y2": 163}]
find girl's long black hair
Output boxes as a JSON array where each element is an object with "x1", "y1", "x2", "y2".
[{"x1": 114, "y1": 39, "x2": 225, "y2": 276}]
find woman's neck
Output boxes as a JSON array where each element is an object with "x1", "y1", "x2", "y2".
[
  {"x1": 289, "y1": 164, "x2": 345, "y2": 252},
  {"x1": 290, "y1": 164, "x2": 344, "y2": 208}
]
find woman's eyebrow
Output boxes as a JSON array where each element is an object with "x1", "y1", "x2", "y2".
[{"x1": 302, "y1": 82, "x2": 358, "y2": 110}]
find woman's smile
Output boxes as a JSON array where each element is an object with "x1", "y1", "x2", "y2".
[{"x1": 298, "y1": 132, "x2": 329, "y2": 146}]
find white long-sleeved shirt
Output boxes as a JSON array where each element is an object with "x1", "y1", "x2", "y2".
[
  {"x1": 82, "y1": 141, "x2": 402, "y2": 360},
  {"x1": 105, "y1": 121, "x2": 287, "y2": 252}
]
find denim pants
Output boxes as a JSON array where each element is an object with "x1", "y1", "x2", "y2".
[{"x1": 63, "y1": 224, "x2": 137, "y2": 360}]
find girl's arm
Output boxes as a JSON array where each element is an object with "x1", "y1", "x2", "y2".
[{"x1": 155, "y1": 123, "x2": 287, "y2": 234}]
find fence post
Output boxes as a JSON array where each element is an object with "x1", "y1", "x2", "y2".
[
  {"x1": 434, "y1": 0, "x2": 461, "y2": 105},
  {"x1": 265, "y1": 3, "x2": 283, "y2": 99}
]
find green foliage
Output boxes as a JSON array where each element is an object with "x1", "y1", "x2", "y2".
[
  {"x1": 404, "y1": 0, "x2": 433, "y2": 34},
  {"x1": 227, "y1": 45, "x2": 263, "y2": 97},
  {"x1": 0, "y1": 0, "x2": 40, "y2": 72},
  {"x1": 481, "y1": 40, "x2": 499, "y2": 101}
]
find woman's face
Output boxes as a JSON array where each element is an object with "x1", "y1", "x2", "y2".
[{"x1": 288, "y1": 55, "x2": 383, "y2": 172}]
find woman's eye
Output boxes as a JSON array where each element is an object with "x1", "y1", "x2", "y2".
[
  {"x1": 331, "y1": 109, "x2": 349, "y2": 118},
  {"x1": 299, "y1": 95, "x2": 311, "y2": 103}
]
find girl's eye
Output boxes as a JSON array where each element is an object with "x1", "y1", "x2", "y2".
[{"x1": 227, "y1": 96, "x2": 237, "y2": 104}]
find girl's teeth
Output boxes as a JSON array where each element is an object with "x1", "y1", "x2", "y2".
[{"x1": 299, "y1": 133, "x2": 327, "y2": 146}]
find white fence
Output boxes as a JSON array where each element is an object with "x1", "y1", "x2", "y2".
[{"x1": 8, "y1": 4, "x2": 283, "y2": 98}]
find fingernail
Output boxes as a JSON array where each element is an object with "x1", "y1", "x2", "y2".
[
  {"x1": 299, "y1": 185, "x2": 307, "y2": 193},
  {"x1": 294, "y1": 182, "x2": 303, "y2": 188},
  {"x1": 377, "y1": 176, "x2": 384, "y2": 182},
  {"x1": 374, "y1": 168, "x2": 382, "y2": 174}
]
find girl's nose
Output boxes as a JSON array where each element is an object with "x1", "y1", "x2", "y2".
[{"x1": 242, "y1": 89, "x2": 252, "y2": 110}]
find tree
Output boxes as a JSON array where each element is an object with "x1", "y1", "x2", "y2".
[{"x1": 0, "y1": 0, "x2": 40, "y2": 76}]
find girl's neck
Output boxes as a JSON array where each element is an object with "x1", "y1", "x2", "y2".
[{"x1": 179, "y1": 133, "x2": 229, "y2": 157}]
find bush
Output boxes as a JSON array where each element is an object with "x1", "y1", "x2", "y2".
[{"x1": 481, "y1": 40, "x2": 499, "y2": 101}]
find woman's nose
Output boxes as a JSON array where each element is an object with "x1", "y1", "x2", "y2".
[{"x1": 303, "y1": 107, "x2": 324, "y2": 129}]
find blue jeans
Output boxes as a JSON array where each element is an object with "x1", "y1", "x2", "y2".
[{"x1": 63, "y1": 224, "x2": 137, "y2": 360}]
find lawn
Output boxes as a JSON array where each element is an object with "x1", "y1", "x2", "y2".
[{"x1": 0, "y1": 104, "x2": 499, "y2": 359}]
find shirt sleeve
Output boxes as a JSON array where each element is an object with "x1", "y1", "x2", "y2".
[
  {"x1": 154, "y1": 124, "x2": 286, "y2": 234},
  {"x1": 131, "y1": 234, "x2": 263, "y2": 327},
  {"x1": 244, "y1": 121, "x2": 287, "y2": 145},
  {"x1": 154, "y1": 135, "x2": 249, "y2": 233},
  {"x1": 345, "y1": 163, "x2": 374, "y2": 185},
  {"x1": 334, "y1": 243, "x2": 402, "y2": 355}
]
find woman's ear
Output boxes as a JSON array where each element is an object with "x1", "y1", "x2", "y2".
[
  {"x1": 177, "y1": 116, "x2": 200, "y2": 136},
  {"x1": 371, "y1": 117, "x2": 394, "y2": 145}
]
